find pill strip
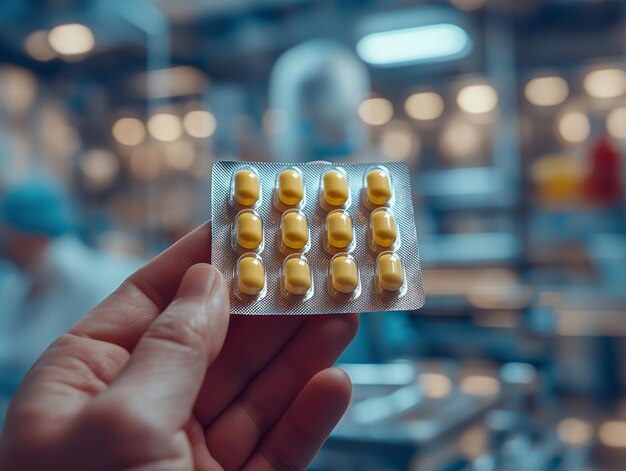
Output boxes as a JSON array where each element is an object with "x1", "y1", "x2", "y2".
[{"x1": 211, "y1": 160, "x2": 424, "y2": 315}]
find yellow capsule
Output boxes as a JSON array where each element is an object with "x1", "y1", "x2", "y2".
[
  {"x1": 366, "y1": 169, "x2": 392, "y2": 206},
  {"x1": 323, "y1": 170, "x2": 349, "y2": 206},
  {"x1": 282, "y1": 211, "x2": 308, "y2": 250},
  {"x1": 326, "y1": 211, "x2": 353, "y2": 249},
  {"x1": 234, "y1": 169, "x2": 260, "y2": 206},
  {"x1": 278, "y1": 169, "x2": 304, "y2": 206},
  {"x1": 238, "y1": 256, "x2": 265, "y2": 295},
  {"x1": 370, "y1": 209, "x2": 397, "y2": 248},
  {"x1": 331, "y1": 256, "x2": 358, "y2": 294},
  {"x1": 236, "y1": 212, "x2": 263, "y2": 250},
  {"x1": 378, "y1": 253, "x2": 404, "y2": 291},
  {"x1": 284, "y1": 257, "x2": 311, "y2": 295}
]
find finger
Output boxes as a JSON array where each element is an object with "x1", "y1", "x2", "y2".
[
  {"x1": 68, "y1": 222, "x2": 212, "y2": 352},
  {"x1": 193, "y1": 315, "x2": 307, "y2": 425},
  {"x1": 243, "y1": 368, "x2": 351, "y2": 471},
  {"x1": 98, "y1": 263, "x2": 229, "y2": 430},
  {"x1": 206, "y1": 314, "x2": 358, "y2": 470}
]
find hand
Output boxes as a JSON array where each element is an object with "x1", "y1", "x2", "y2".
[{"x1": 0, "y1": 222, "x2": 359, "y2": 471}]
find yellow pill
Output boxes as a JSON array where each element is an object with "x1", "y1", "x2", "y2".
[
  {"x1": 366, "y1": 169, "x2": 392, "y2": 206},
  {"x1": 284, "y1": 257, "x2": 311, "y2": 295},
  {"x1": 378, "y1": 253, "x2": 404, "y2": 291},
  {"x1": 282, "y1": 211, "x2": 308, "y2": 250},
  {"x1": 236, "y1": 212, "x2": 263, "y2": 250},
  {"x1": 331, "y1": 256, "x2": 358, "y2": 294},
  {"x1": 278, "y1": 169, "x2": 304, "y2": 206},
  {"x1": 323, "y1": 170, "x2": 349, "y2": 206},
  {"x1": 234, "y1": 169, "x2": 260, "y2": 206},
  {"x1": 327, "y1": 212, "x2": 353, "y2": 249},
  {"x1": 238, "y1": 256, "x2": 265, "y2": 295},
  {"x1": 371, "y1": 209, "x2": 397, "y2": 247}
]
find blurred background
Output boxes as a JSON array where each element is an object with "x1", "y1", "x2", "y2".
[{"x1": 1, "y1": 0, "x2": 626, "y2": 469}]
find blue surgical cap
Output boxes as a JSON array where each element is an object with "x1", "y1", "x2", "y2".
[{"x1": 1, "y1": 178, "x2": 72, "y2": 237}]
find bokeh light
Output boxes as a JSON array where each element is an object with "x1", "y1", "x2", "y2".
[
  {"x1": 380, "y1": 120, "x2": 420, "y2": 164},
  {"x1": 460, "y1": 375, "x2": 501, "y2": 396},
  {"x1": 599, "y1": 420, "x2": 626, "y2": 448},
  {"x1": 164, "y1": 141, "x2": 196, "y2": 170},
  {"x1": 48, "y1": 23, "x2": 95, "y2": 56},
  {"x1": 457, "y1": 84, "x2": 498, "y2": 114},
  {"x1": 147, "y1": 113, "x2": 183, "y2": 142},
  {"x1": 112, "y1": 117, "x2": 146, "y2": 146},
  {"x1": 558, "y1": 112, "x2": 590, "y2": 144},
  {"x1": 183, "y1": 110, "x2": 216, "y2": 138},
  {"x1": 525, "y1": 76, "x2": 569, "y2": 106},
  {"x1": 440, "y1": 118, "x2": 481, "y2": 160},
  {"x1": 24, "y1": 30, "x2": 57, "y2": 62},
  {"x1": 358, "y1": 98, "x2": 393, "y2": 126},
  {"x1": 405, "y1": 92, "x2": 445, "y2": 121},
  {"x1": 606, "y1": 107, "x2": 626, "y2": 139},
  {"x1": 419, "y1": 373, "x2": 453, "y2": 398},
  {"x1": 80, "y1": 149, "x2": 120, "y2": 190},
  {"x1": 557, "y1": 418, "x2": 593, "y2": 446},
  {"x1": 583, "y1": 68, "x2": 626, "y2": 99}
]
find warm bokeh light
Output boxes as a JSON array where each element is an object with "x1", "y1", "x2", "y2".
[
  {"x1": 558, "y1": 112, "x2": 590, "y2": 144},
  {"x1": 457, "y1": 84, "x2": 498, "y2": 114},
  {"x1": 440, "y1": 119, "x2": 481, "y2": 160},
  {"x1": 147, "y1": 113, "x2": 183, "y2": 142},
  {"x1": 380, "y1": 120, "x2": 420, "y2": 164},
  {"x1": 599, "y1": 420, "x2": 626, "y2": 448},
  {"x1": 557, "y1": 418, "x2": 593, "y2": 446},
  {"x1": 183, "y1": 110, "x2": 216, "y2": 138},
  {"x1": 419, "y1": 373, "x2": 452, "y2": 398},
  {"x1": 130, "y1": 146, "x2": 162, "y2": 180},
  {"x1": 606, "y1": 107, "x2": 626, "y2": 139},
  {"x1": 583, "y1": 68, "x2": 626, "y2": 99},
  {"x1": 112, "y1": 117, "x2": 146, "y2": 146},
  {"x1": 0, "y1": 66, "x2": 37, "y2": 115},
  {"x1": 80, "y1": 149, "x2": 120, "y2": 190},
  {"x1": 460, "y1": 375, "x2": 501, "y2": 396},
  {"x1": 358, "y1": 98, "x2": 393, "y2": 126},
  {"x1": 24, "y1": 30, "x2": 57, "y2": 61},
  {"x1": 405, "y1": 92, "x2": 445, "y2": 121},
  {"x1": 164, "y1": 141, "x2": 196, "y2": 170},
  {"x1": 525, "y1": 76, "x2": 569, "y2": 106},
  {"x1": 48, "y1": 23, "x2": 95, "y2": 56},
  {"x1": 450, "y1": 0, "x2": 486, "y2": 11}
]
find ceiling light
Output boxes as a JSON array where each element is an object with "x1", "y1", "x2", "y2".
[
  {"x1": 183, "y1": 110, "x2": 216, "y2": 138},
  {"x1": 583, "y1": 68, "x2": 626, "y2": 99},
  {"x1": 457, "y1": 84, "x2": 498, "y2": 114},
  {"x1": 112, "y1": 117, "x2": 146, "y2": 146},
  {"x1": 358, "y1": 98, "x2": 393, "y2": 126},
  {"x1": 48, "y1": 23, "x2": 94, "y2": 56},
  {"x1": 147, "y1": 113, "x2": 183, "y2": 142},
  {"x1": 357, "y1": 23, "x2": 472, "y2": 67},
  {"x1": 405, "y1": 92, "x2": 445, "y2": 120},
  {"x1": 558, "y1": 112, "x2": 590, "y2": 144},
  {"x1": 24, "y1": 30, "x2": 57, "y2": 61},
  {"x1": 607, "y1": 107, "x2": 626, "y2": 139},
  {"x1": 525, "y1": 76, "x2": 569, "y2": 106}
]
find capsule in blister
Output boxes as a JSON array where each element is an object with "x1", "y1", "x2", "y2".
[
  {"x1": 375, "y1": 251, "x2": 406, "y2": 296},
  {"x1": 368, "y1": 207, "x2": 400, "y2": 253},
  {"x1": 323, "y1": 209, "x2": 354, "y2": 255},
  {"x1": 234, "y1": 253, "x2": 266, "y2": 301},
  {"x1": 274, "y1": 167, "x2": 305, "y2": 211},
  {"x1": 328, "y1": 253, "x2": 361, "y2": 300},
  {"x1": 279, "y1": 209, "x2": 310, "y2": 254},
  {"x1": 363, "y1": 165, "x2": 394, "y2": 209},
  {"x1": 230, "y1": 166, "x2": 261, "y2": 209},
  {"x1": 281, "y1": 253, "x2": 313, "y2": 301},
  {"x1": 232, "y1": 209, "x2": 263, "y2": 253},
  {"x1": 319, "y1": 167, "x2": 350, "y2": 211}
]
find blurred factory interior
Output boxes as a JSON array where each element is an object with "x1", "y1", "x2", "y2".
[{"x1": 1, "y1": 0, "x2": 626, "y2": 469}]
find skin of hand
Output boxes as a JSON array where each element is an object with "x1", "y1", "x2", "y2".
[{"x1": 0, "y1": 222, "x2": 359, "y2": 471}]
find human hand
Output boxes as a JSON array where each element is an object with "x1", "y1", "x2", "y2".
[{"x1": 0, "y1": 222, "x2": 359, "y2": 470}]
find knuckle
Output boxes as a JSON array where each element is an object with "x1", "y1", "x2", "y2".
[{"x1": 144, "y1": 311, "x2": 208, "y2": 357}]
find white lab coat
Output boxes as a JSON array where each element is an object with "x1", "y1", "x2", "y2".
[{"x1": 0, "y1": 236, "x2": 141, "y2": 384}]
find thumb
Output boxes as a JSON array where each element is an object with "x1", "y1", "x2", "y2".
[{"x1": 102, "y1": 263, "x2": 229, "y2": 429}]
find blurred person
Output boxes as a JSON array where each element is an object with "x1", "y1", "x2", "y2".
[
  {"x1": 0, "y1": 178, "x2": 140, "y2": 385},
  {"x1": 0, "y1": 222, "x2": 358, "y2": 470}
]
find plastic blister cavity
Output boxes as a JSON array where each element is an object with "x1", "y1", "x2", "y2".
[{"x1": 211, "y1": 160, "x2": 424, "y2": 315}]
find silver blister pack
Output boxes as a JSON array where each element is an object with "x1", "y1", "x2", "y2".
[{"x1": 211, "y1": 160, "x2": 425, "y2": 315}]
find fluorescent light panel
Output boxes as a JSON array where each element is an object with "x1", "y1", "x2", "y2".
[{"x1": 357, "y1": 23, "x2": 472, "y2": 66}]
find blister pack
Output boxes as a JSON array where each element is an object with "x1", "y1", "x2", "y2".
[{"x1": 210, "y1": 160, "x2": 425, "y2": 315}]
